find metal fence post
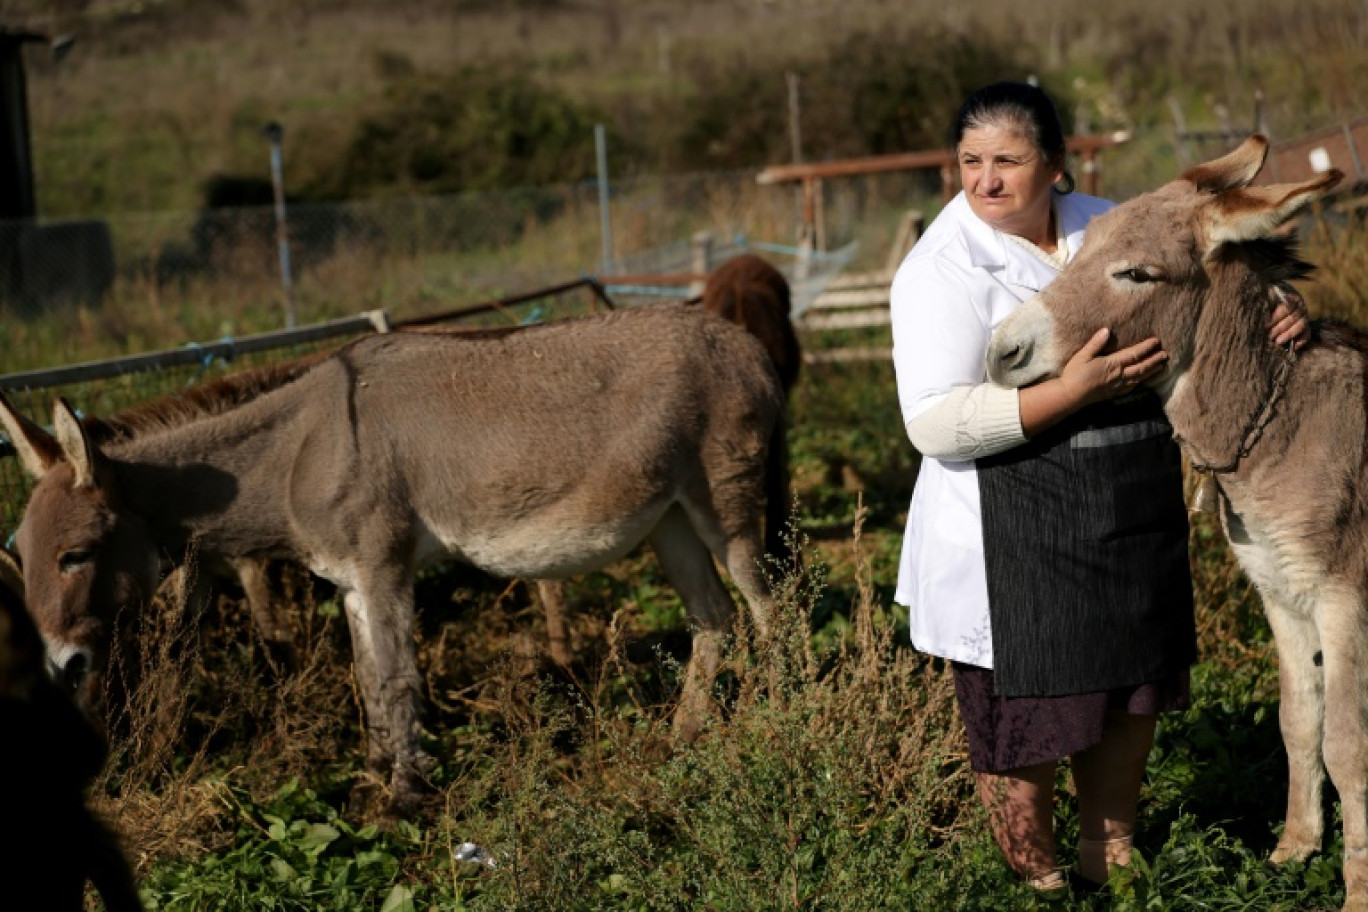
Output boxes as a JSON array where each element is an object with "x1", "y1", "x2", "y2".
[
  {"x1": 264, "y1": 121, "x2": 296, "y2": 329},
  {"x1": 688, "y1": 231, "x2": 713, "y2": 298},
  {"x1": 595, "y1": 123, "x2": 614, "y2": 275}
]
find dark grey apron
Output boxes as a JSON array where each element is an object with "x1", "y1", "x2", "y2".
[{"x1": 975, "y1": 390, "x2": 1196, "y2": 697}]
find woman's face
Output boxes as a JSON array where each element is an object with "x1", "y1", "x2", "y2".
[{"x1": 957, "y1": 123, "x2": 1063, "y2": 240}]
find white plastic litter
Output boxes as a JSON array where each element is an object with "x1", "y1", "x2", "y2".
[{"x1": 455, "y1": 842, "x2": 498, "y2": 868}]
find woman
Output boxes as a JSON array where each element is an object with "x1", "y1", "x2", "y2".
[{"x1": 889, "y1": 82, "x2": 1307, "y2": 892}]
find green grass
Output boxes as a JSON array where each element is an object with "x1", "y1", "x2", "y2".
[{"x1": 38, "y1": 350, "x2": 1338, "y2": 912}]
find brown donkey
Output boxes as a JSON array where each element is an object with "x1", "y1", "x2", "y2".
[
  {"x1": 701, "y1": 254, "x2": 802, "y2": 397},
  {"x1": 0, "y1": 550, "x2": 141, "y2": 911},
  {"x1": 985, "y1": 137, "x2": 1364, "y2": 906},
  {"x1": 0, "y1": 304, "x2": 783, "y2": 815},
  {"x1": 535, "y1": 256, "x2": 802, "y2": 664}
]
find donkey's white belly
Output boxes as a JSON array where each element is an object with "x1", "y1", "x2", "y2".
[
  {"x1": 413, "y1": 501, "x2": 671, "y2": 579},
  {"x1": 1222, "y1": 495, "x2": 1325, "y2": 617}
]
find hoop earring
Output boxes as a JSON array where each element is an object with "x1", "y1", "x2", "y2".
[{"x1": 1054, "y1": 172, "x2": 1076, "y2": 195}]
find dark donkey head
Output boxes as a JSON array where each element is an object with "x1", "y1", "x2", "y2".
[
  {"x1": 0, "y1": 396, "x2": 162, "y2": 724},
  {"x1": 987, "y1": 135, "x2": 1342, "y2": 394},
  {"x1": 0, "y1": 547, "x2": 144, "y2": 911}
]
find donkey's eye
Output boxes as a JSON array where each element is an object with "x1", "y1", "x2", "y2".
[
  {"x1": 1113, "y1": 267, "x2": 1159, "y2": 284},
  {"x1": 59, "y1": 549, "x2": 93, "y2": 572}
]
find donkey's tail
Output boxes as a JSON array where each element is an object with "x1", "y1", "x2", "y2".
[{"x1": 764, "y1": 411, "x2": 795, "y2": 574}]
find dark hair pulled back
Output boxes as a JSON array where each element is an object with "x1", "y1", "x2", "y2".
[{"x1": 952, "y1": 82, "x2": 1075, "y2": 194}]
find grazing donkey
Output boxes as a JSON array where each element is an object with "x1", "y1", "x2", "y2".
[
  {"x1": 703, "y1": 254, "x2": 800, "y2": 566},
  {"x1": 81, "y1": 356, "x2": 331, "y2": 669},
  {"x1": 0, "y1": 304, "x2": 784, "y2": 815},
  {"x1": 535, "y1": 256, "x2": 802, "y2": 664},
  {"x1": 701, "y1": 254, "x2": 802, "y2": 397},
  {"x1": 0, "y1": 550, "x2": 142, "y2": 911},
  {"x1": 984, "y1": 136, "x2": 1365, "y2": 907}
]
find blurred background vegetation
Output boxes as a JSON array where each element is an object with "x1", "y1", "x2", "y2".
[{"x1": 4, "y1": 0, "x2": 1365, "y2": 216}]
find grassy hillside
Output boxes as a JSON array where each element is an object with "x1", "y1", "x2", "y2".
[{"x1": 8, "y1": 0, "x2": 1368, "y2": 216}]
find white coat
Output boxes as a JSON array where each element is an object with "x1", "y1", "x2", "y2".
[{"x1": 889, "y1": 189, "x2": 1114, "y2": 668}]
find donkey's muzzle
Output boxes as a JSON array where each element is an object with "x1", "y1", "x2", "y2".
[{"x1": 46, "y1": 643, "x2": 94, "y2": 694}]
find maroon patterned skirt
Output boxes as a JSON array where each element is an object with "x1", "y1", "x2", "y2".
[{"x1": 952, "y1": 662, "x2": 1191, "y2": 774}]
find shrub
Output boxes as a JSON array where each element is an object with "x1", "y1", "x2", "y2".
[
  {"x1": 328, "y1": 66, "x2": 610, "y2": 199},
  {"x1": 654, "y1": 26, "x2": 1056, "y2": 172}
]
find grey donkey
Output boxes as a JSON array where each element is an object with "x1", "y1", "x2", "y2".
[{"x1": 0, "y1": 303, "x2": 786, "y2": 816}]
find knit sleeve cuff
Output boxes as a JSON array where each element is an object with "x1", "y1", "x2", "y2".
[
  {"x1": 904, "y1": 384, "x2": 1026, "y2": 461},
  {"x1": 972, "y1": 385, "x2": 1025, "y2": 454}
]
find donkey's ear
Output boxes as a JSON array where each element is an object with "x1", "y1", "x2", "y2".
[
  {"x1": 0, "y1": 549, "x2": 22, "y2": 602},
  {"x1": 0, "y1": 392, "x2": 62, "y2": 480},
  {"x1": 52, "y1": 398, "x2": 102, "y2": 490},
  {"x1": 1202, "y1": 169, "x2": 1344, "y2": 251},
  {"x1": 1183, "y1": 134, "x2": 1270, "y2": 192}
]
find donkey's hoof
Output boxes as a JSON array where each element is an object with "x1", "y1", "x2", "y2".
[
  {"x1": 671, "y1": 710, "x2": 708, "y2": 746},
  {"x1": 1269, "y1": 837, "x2": 1318, "y2": 865},
  {"x1": 379, "y1": 790, "x2": 424, "y2": 825}
]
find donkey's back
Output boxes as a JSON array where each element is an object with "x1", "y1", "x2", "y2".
[{"x1": 270, "y1": 304, "x2": 784, "y2": 581}]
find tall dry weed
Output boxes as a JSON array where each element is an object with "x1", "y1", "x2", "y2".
[
  {"x1": 101, "y1": 559, "x2": 358, "y2": 874},
  {"x1": 427, "y1": 502, "x2": 976, "y2": 909}
]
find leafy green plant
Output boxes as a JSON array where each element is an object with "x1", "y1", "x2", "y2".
[{"x1": 141, "y1": 780, "x2": 427, "y2": 911}]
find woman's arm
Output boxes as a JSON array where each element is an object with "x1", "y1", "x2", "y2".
[{"x1": 1018, "y1": 329, "x2": 1168, "y2": 436}]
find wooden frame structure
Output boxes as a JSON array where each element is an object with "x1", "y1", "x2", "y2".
[{"x1": 756, "y1": 132, "x2": 1131, "y2": 249}]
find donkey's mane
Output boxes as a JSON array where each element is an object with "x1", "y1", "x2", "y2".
[
  {"x1": 1216, "y1": 235, "x2": 1315, "y2": 284},
  {"x1": 1313, "y1": 319, "x2": 1368, "y2": 355},
  {"x1": 397, "y1": 323, "x2": 543, "y2": 342},
  {"x1": 84, "y1": 350, "x2": 332, "y2": 443},
  {"x1": 85, "y1": 321, "x2": 556, "y2": 443},
  {"x1": 1210, "y1": 236, "x2": 1368, "y2": 353}
]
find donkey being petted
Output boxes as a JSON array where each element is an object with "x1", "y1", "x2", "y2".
[
  {"x1": 987, "y1": 136, "x2": 1368, "y2": 908},
  {"x1": 0, "y1": 304, "x2": 786, "y2": 815}
]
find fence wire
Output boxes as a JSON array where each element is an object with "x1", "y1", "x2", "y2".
[{"x1": 0, "y1": 167, "x2": 945, "y2": 538}]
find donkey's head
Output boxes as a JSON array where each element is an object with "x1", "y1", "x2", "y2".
[
  {"x1": 987, "y1": 135, "x2": 1342, "y2": 392},
  {"x1": 0, "y1": 395, "x2": 160, "y2": 723}
]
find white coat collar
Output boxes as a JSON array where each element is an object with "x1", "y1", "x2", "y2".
[{"x1": 956, "y1": 190, "x2": 1093, "y2": 293}]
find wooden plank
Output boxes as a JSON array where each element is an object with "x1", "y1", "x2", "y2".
[
  {"x1": 799, "y1": 310, "x2": 892, "y2": 331},
  {"x1": 823, "y1": 269, "x2": 895, "y2": 290},
  {"x1": 804, "y1": 347, "x2": 891, "y2": 364},
  {"x1": 809, "y1": 289, "x2": 890, "y2": 310}
]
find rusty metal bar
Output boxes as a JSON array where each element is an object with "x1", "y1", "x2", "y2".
[
  {"x1": 756, "y1": 132, "x2": 1131, "y2": 186},
  {"x1": 598, "y1": 272, "x2": 708, "y2": 287},
  {"x1": 391, "y1": 277, "x2": 613, "y2": 329},
  {"x1": 759, "y1": 132, "x2": 1131, "y2": 243}
]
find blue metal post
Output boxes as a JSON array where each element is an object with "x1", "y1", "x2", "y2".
[
  {"x1": 264, "y1": 121, "x2": 295, "y2": 328},
  {"x1": 595, "y1": 123, "x2": 614, "y2": 275}
]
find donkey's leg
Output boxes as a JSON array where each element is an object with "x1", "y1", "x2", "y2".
[
  {"x1": 1316, "y1": 591, "x2": 1368, "y2": 908},
  {"x1": 677, "y1": 494, "x2": 774, "y2": 638},
  {"x1": 718, "y1": 530, "x2": 776, "y2": 640},
  {"x1": 232, "y1": 557, "x2": 297, "y2": 671},
  {"x1": 649, "y1": 506, "x2": 738, "y2": 742},
  {"x1": 342, "y1": 589, "x2": 395, "y2": 781},
  {"x1": 535, "y1": 579, "x2": 574, "y2": 667},
  {"x1": 1263, "y1": 598, "x2": 1326, "y2": 864},
  {"x1": 345, "y1": 567, "x2": 428, "y2": 815}
]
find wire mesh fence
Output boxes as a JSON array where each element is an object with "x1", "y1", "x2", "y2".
[{"x1": 0, "y1": 165, "x2": 944, "y2": 538}]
